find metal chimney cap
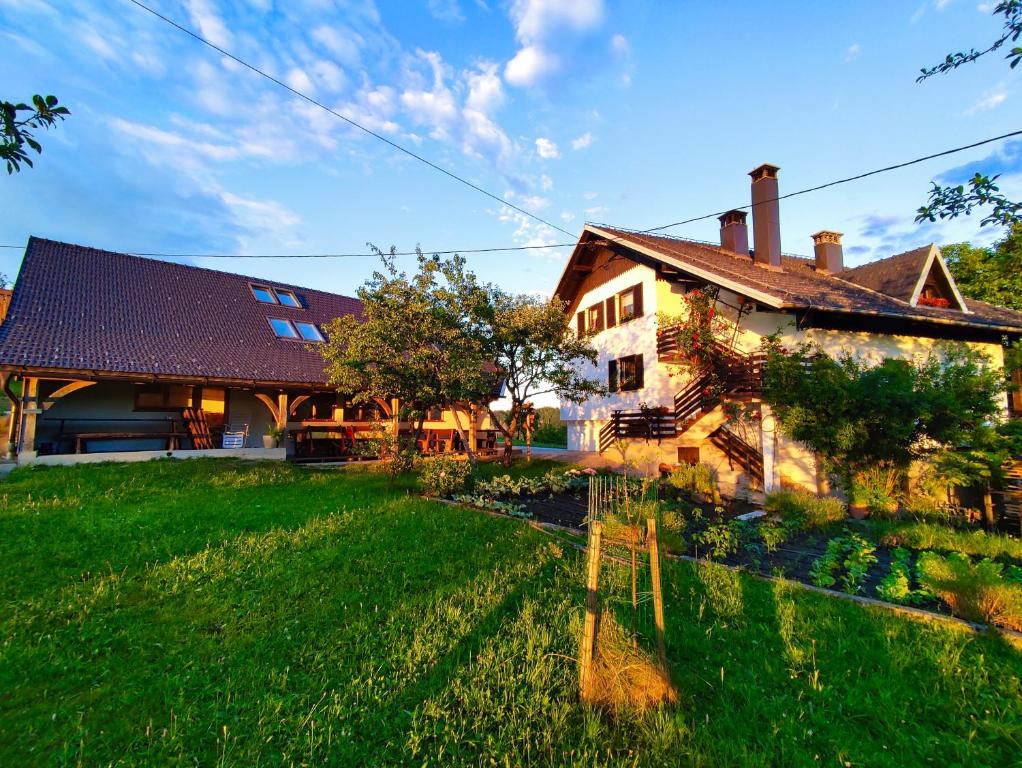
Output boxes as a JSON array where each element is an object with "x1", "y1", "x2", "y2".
[
  {"x1": 811, "y1": 230, "x2": 843, "y2": 245},
  {"x1": 718, "y1": 209, "x2": 748, "y2": 226}
]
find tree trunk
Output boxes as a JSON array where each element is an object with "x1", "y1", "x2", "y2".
[
  {"x1": 983, "y1": 483, "x2": 996, "y2": 530},
  {"x1": 486, "y1": 404, "x2": 515, "y2": 468},
  {"x1": 524, "y1": 421, "x2": 533, "y2": 462},
  {"x1": 504, "y1": 412, "x2": 519, "y2": 468},
  {"x1": 449, "y1": 403, "x2": 476, "y2": 467}
]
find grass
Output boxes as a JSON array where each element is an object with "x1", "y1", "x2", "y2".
[
  {"x1": 0, "y1": 459, "x2": 1020, "y2": 766},
  {"x1": 876, "y1": 520, "x2": 1022, "y2": 563}
]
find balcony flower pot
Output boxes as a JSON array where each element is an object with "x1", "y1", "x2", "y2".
[
  {"x1": 847, "y1": 503, "x2": 870, "y2": 520},
  {"x1": 262, "y1": 434, "x2": 276, "y2": 449}
]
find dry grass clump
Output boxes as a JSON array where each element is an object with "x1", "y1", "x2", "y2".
[
  {"x1": 581, "y1": 612, "x2": 677, "y2": 715},
  {"x1": 917, "y1": 552, "x2": 1022, "y2": 631}
]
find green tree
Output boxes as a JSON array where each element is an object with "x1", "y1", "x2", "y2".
[
  {"x1": 320, "y1": 249, "x2": 494, "y2": 467},
  {"x1": 2, "y1": 94, "x2": 70, "y2": 174},
  {"x1": 942, "y1": 223, "x2": 1022, "y2": 310},
  {"x1": 761, "y1": 338, "x2": 1004, "y2": 497},
  {"x1": 481, "y1": 292, "x2": 602, "y2": 464},
  {"x1": 915, "y1": 2, "x2": 1022, "y2": 228}
]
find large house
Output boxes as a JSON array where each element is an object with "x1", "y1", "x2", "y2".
[
  {"x1": 555, "y1": 164, "x2": 1022, "y2": 496},
  {"x1": 0, "y1": 238, "x2": 499, "y2": 464}
]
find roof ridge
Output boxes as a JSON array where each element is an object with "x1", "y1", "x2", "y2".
[{"x1": 24, "y1": 236, "x2": 361, "y2": 303}]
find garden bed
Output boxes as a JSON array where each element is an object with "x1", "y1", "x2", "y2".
[{"x1": 449, "y1": 468, "x2": 1022, "y2": 633}]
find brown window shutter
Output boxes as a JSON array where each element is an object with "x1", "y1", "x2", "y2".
[
  {"x1": 595, "y1": 302, "x2": 604, "y2": 332},
  {"x1": 632, "y1": 285, "x2": 644, "y2": 318},
  {"x1": 608, "y1": 359, "x2": 619, "y2": 392},
  {"x1": 605, "y1": 296, "x2": 617, "y2": 327},
  {"x1": 577, "y1": 311, "x2": 585, "y2": 336},
  {"x1": 634, "y1": 354, "x2": 644, "y2": 389}
]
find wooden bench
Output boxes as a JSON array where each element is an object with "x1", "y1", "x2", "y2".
[{"x1": 62, "y1": 430, "x2": 191, "y2": 454}]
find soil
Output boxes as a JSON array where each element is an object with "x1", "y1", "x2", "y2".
[{"x1": 487, "y1": 489, "x2": 955, "y2": 618}]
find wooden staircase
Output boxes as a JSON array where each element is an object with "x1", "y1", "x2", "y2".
[
  {"x1": 670, "y1": 339, "x2": 765, "y2": 436},
  {"x1": 709, "y1": 427, "x2": 764, "y2": 484},
  {"x1": 598, "y1": 409, "x2": 678, "y2": 454}
]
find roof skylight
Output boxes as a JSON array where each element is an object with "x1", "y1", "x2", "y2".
[
  {"x1": 294, "y1": 321, "x2": 325, "y2": 342},
  {"x1": 276, "y1": 290, "x2": 301, "y2": 308},
  {"x1": 268, "y1": 318, "x2": 299, "y2": 338}
]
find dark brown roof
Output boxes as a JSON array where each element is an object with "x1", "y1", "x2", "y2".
[
  {"x1": 560, "y1": 225, "x2": 1022, "y2": 335},
  {"x1": 840, "y1": 246, "x2": 931, "y2": 302},
  {"x1": 0, "y1": 237, "x2": 363, "y2": 386}
]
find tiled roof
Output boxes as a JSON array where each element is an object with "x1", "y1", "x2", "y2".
[
  {"x1": 0, "y1": 237, "x2": 363, "y2": 386},
  {"x1": 840, "y1": 246, "x2": 931, "y2": 301},
  {"x1": 572, "y1": 225, "x2": 1022, "y2": 334}
]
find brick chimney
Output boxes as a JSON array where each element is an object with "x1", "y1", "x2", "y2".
[
  {"x1": 749, "y1": 163, "x2": 782, "y2": 270},
  {"x1": 718, "y1": 210, "x2": 749, "y2": 256},
  {"x1": 812, "y1": 231, "x2": 843, "y2": 274}
]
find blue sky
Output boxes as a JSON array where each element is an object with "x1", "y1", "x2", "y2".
[{"x1": 1, "y1": 0, "x2": 1020, "y2": 298}]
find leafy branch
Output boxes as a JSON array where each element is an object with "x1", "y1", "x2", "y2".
[
  {"x1": 915, "y1": 173, "x2": 1022, "y2": 228},
  {"x1": 1, "y1": 94, "x2": 70, "y2": 174},
  {"x1": 917, "y1": 0, "x2": 1022, "y2": 80}
]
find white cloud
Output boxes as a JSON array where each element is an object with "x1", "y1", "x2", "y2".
[
  {"x1": 560, "y1": 210, "x2": 575, "y2": 222},
  {"x1": 111, "y1": 118, "x2": 240, "y2": 165},
  {"x1": 535, "y1": 137, "x2": 559, "y2": 158},
  {"x1": 310, "y1": 59, "x2": 346, "y2": 92},
  {"x1": 845, "y1": 43, "x2": 861, "y2": 62},
  {"x1": 505, "y1": 44, "x2": 560, "y2": 87},
  {"x1": 79, "y1": 25, "x2": 118, "y2": 61},
  {"x1": 571, "y1": 131, "x2": 593, "y2": 150},
  {"x1": 510, "y1": 0, "x2": 603, "y2": 41},
  {"x1": 428, "y1": 0, "x2": 465, "y2": 23},
  {"x1": 540, "y1": 173, "x2": 553, "y2": 190},
  {"x1": 583, "y1": 190, "x2": 598, "y2": 200},
  {"x1": 610, "y1": 33, "x2": 629, "y2": 56},
  {"x1": 311, "y1": 25, "x2": 363, "y2": 67},
  {"x1": 285, "y1": 67, "x2": 315, "y2": 94},
  {"x1": 504, "y1": 0, "x2": 604, "y2": 87},
  {"x1": 965, "y1": 86, "x2": 1008, "y2": 115},
  {"x1": 185, "y1": 0, "x2": 232, "y2": 48}
]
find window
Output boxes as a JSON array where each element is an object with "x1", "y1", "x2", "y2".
[
  {"x1": 251, "y1": 284, "x2": 304, "y2": 308},
  {"x1": 609, "y1": 354, "x2": 644, "y2": 392},
  {"x1": 294, "y1": 321, "x2": 325, "y2": 342},
  {"x1": 426, "y1": 406, "x2": 443, "y2": 421},
  {"x1": 251, "y1": 285, "x2": 277, "y2": 304},
  {"x1": 618, "y1": 284, "x2": 643, "y2": 323},
  {"x1": 134, "y1": 384, "x2": 194, "y2": 411},
  {"x1": 276, "y1": 290, "x2": 301, "y2": 308},
  {"x1": 586, "y1": 302, "x2": 605, "y2": 333},
  {"x1": 677, "y1": 446, "x2": 700, "y2": 465},
  {"x1": 268, "y1": 318, "x2": 299, "y2": 338}
]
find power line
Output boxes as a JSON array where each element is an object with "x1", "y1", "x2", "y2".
[
  {"x1": 2, "y1": 128, "x2": 1018, "y2": 259},
  {"x1": 644, "y1": 128, "x2": 1022, "y2": 233},
  {"x1": 123, "y1": 0, "x2": 576, "y2": 240}
]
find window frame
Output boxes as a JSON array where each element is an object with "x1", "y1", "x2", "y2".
[
  {"x1": 250, "y1": 284, "x2": 278, "y2": 304},
  {"x1": 294, "y1": 321, "x2": 325, "y2": 342},
  {"x1": 268, "y1": 317, "x2": 300, "y2": 339},
  {"x1": 275, "y1": 289, "x2": 302, "y2": 308},
  {"x1": 609, "y1": 353, "x2": 644, "y2": 392}
]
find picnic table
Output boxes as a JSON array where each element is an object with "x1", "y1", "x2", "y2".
[{"x1": 60, "y1": 429, "x2": 191, "y2": 454}]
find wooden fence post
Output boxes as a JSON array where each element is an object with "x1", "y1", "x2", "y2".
[
  {"x1": 646, "y1": 517, "x2": 668, "y2": 671},
  {"x1": 579, "y1": 520, "x2": 603, "y2": 698}
]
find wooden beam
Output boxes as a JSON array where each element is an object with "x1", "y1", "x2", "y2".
[
  {"x1": 276, "y1": 392, "x2": 288, "y2": 429},
  {"x1": 42, "y1": 380, "x2": 97, "y2": 411},
  {"x1": 288, "y1": 394, "x2": 311, "y2": 416},
  {"x1": 254, "y1": 393, "x2": 279, "y2": 424},
  {"x1": 20, "y1": 377, "x2": 39, "y2": 455}
]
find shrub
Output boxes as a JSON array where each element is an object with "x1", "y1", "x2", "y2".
[
  {"x1": 853, "y1": 465, "x2": 902, "y2": 517},
  {"x1": 668, "y1": 462, "x2": 717, "y2": 499},
  {"x1": 879, "y1": 522, "x2": 1022, "y2": 562},
  {"x1": 694, "y1": 522, "x2": 739, "y2": 560},
  {"x1": 418, "y1": 456, "x2": 475, "y2": 497},
  {"x1": 764, "y1": 488, "x2": 845, "y2": 528},
  {"x1": 877, "y1": 547, "x2": 932, "y2": 606},
  {"x1": 917, "y1": 552, "x2": 1022, "y2": 630}
]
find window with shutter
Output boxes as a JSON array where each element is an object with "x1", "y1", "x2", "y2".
[
  {"x1": 608, "y1": 359, "x2": 619, "y2": 392},
  {"x1": 587, "y1": 303, "x2": 604, "y2": 333},
  {"x1": 617, "y1": 354, "x2": 644, "y2": 391},
  {"x1": 605, "y1": 296, "x2": 617, "y2": 327},
  {"x1": 619, "y1": 284, "x2": 643, "y2": 322}
]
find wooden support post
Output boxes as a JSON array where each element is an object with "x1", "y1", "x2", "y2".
[
  {"x1": 20, "y1": 377, "x2": 39, "y2": 457},
  {"x1": 579, "y1": 520, "x2": 603, "y2": 698},
  {"x1": 276, "y1": 392, "x2": 288, "y2": 428},
  {"x1": 468, "y1": 404, "x2": 478, "y2": 453},
  {"x1": 646, "y1": 517, "x2": 668, "y2": 672}
]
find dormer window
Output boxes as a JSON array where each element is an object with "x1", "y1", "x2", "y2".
[
  {"x1": 251, "y1": 285, "x2": 277, "y2": 304},
  {"x1": 294, "y1": 321, "x2": 325, "y2": 342},
  {"x1": 268, "y1": 318, "x2": 299, "y2": 338},
  {"x1": 276, "y1": 290, "x2": 301, "y2": 308},
  {"x1": 251, "y1": 284, "x2": 303, "y2": 308}
]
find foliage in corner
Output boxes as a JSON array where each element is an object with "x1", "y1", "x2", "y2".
[
  {"x1": 418, "y1": 455, "x2": 475, "y2": 497},
  {"x1": 2, "y1": 94, "x2": 70, "y2": 174},
  {"x1": 942, "y1": 223, "x2": 1022, "y2": 311},
  {"x1": 915, "y1": 2, "x2": 1022, "y2": 228}
]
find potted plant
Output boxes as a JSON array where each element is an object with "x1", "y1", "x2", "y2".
[{"x1": 264, "y1": 424, "x2": 285, "y2": 449}]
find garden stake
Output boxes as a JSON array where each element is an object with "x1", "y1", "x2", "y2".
[
  {"x1": 579, "y1": 520, "x2": 603, "y2": 697},
  {"x1": 647, "y1": 517, "x2": 668, "y2": 671}
]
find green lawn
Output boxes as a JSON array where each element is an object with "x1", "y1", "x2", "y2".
[{"x1": 1, "y1": 459, "x2": 1020, "y2": 766}]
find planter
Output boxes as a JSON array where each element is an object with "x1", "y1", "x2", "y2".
[
  {"x1": 262, "y1": 435, "x2": 277, "y2": 449},
  {"x1": 848, "y1": 504, "x2": 870, "y2": 520}
]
